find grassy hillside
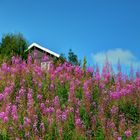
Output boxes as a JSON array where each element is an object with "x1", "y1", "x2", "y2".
[{"x1": 0, "y1": 56, "x2": 140, "y2": 140}]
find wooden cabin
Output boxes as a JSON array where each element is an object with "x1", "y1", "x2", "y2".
[{"x1": 26, "y1": 43, "x2": 60, "y2": 69}]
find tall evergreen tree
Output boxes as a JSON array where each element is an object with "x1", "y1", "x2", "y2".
[
  {"x1": 0, "y1": 33, "x2": 28, "y2": 61},
  {"x1": 68, "y1": 49, "x2": 79, "y2": 65}
]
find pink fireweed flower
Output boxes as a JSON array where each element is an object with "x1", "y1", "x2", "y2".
[
  {"x1": 75, "y1": 66, "x2": 82, "y2": 75},
  {"x1": 95, "y1": 66, "x2": 100, "y2": 82},
  {"x1": 4, "y1": 87, "x2": 12, "y2": 93},
  {"x1": 33, "y1": 50, "x2": 38, "y2": 58},
  {"x1": 117, "y1": 72, "x2": 122, "y2": 83},
  {"x1": 99, "y1": 83, "x2": 105, "y2": 89},
  {"x1": 1, "y1": 63, "x2": 10, "y2": 73},
  {"x1": 0, "y1": 94, "x2": 4, "y2": 101},
  {"x1": 12, "y1": 56, "x2": 16, "y2": 64},
  {"x1": 87, "y1": 67, "x2": 94, "y2": 74},
  {"x1": 0, "y1": 112, "x2": 5, "y2": 119},
  {"x1": 70, "y1": 107, "x2": 74, "y2": 113},
  {"x1": 19, "y1": 87, "x2": 26, "y2": 96},
  {"x1": 11, "y1": 105, "x2": 18, "y2": 121},
  {"x1": 66, "y1": 65, "x2": 73, "y2": 72},
  {"x1": 38, "y1": 83, "x2": 42, "y2": 89},
  {"x1": 55, "y1": 66, "x2": 63, "y2": 74},
  {"x1": 56, "y1": 109, "x2": 68, "y2": 122},
  {"x1": 91, "y1": 116, "x2": 96, "y2": 127},
  {"x1": 117, "y1": 137, "x2": 122, "y2": 140},
  {"x1": 37, "y1": 94, "x2": 42, "y2": 100},
  {"x1": 5, "y1": 104, "x2": 11, "y2": 115},
  {"x1": 61, "y1": 109, "x2": 69, "y2": 122},
  {"x1": 85, "y1": 91, "x2": 91, "y2": 100},
  {"x1": 83, "y1": 80, "x2": 89, "y2": 91},
  {"x1": 50, "y1": 83, "x2": 54, "y2": 90},
  {"x1": 11, "y1": 67, "x2": 18, "y2": 74},
  {"x1": 113, "y1": 131, "x2": 118, "y2": 139},
  {"x1": 92, "y1": 102, "x2": 97, "y2": 108},
  {"x1": 28, "y1": 93, "x2": 32, "y2": 100},
  {"x1": 24, "y1": 117, "x2": 31, "y2": 126},
  {"x1": 46, "y1": 107, "x2": 55, "y2": 114},
  {"x1": 42, "y1": 54, "x2": 49, "y2": 61},
  {"x1": 110, "y1": 105, "x2": 119, "y2": 115},
  {"x1": 34, "y1": 66, "x2": 42, "y2": 77},
  {"x1": 124, "y1": 130, "x2": 132, "y2": 138},
  {"x1": 68, "y1": 81, "x2": 75, "y2": 102},
  {"x1": 61, "y1": 113, "x2": 67, "y2": 121},
  {"x1": 19, "y1": 124, "x2": 23, "y2": 130},
  {"x1": 104, "y1": 73, "x2": 110, "y2": 83},
  {"x1": 3, "y1": 116, "x2": 9, "y2": 122},
  {"x1": 102, "y1": 65, "x2": 107, "y2": 78},
  {"x1": 3, "y1": 86, "x2": 13, "y2": 98},
  {"x1": 75, "y1": 118, "x2": 83, "y2": 128},
  {"x1": 40, "y1": 103, "x2": 45, "y2": 109},
  {"x1": 56, "y1": 109, "x2": 62, "y2": 119},
  {"x1": 75, "y1": 98, "x2": 81, "y2": 107},
  {"x1": 13, "y1": 115, "x2": 18, "y2": 121},
  {"x1": 12, "y1": 105, "x2": 17, "y2": 113},
  {"x1": 53, "y1": 96, "x2": 60, "y2": 108},
  {"x1": 13, "y1": 57, "x2": 21, "y2": 64},
  {"x1": 70, "y1": 81, "x2": 75, "y2": 92},
  {"x1": 108, "y1": 121, "x2": 116, "y2": 129},
  {"x1": 75, "y1": 79, "x2": 81, "y2": 86},
  {"x1": 27, "y1": 55, "x2": 32, "y2": 64},
  {"x1": 45, "y1": 99, "x2": 49, "y2": 105},
  {"x1": 40, "y1": 122, "x2": 45, "y2": 132},
  {"x1": 16, "y1": 96, "x2": 20, "y2": 102},
  {"x1": 33, "y1": 122, "x2": 37, "y2": 131},
  {"x1": 110, "y1": 91, "x2": 121, "y2": 100},
  {"x1": 0, "y1": 112, "x2": 8, "y2": 123},
  {"x1": 48, "y1": 118, "x2": 53, "y2": 125},
  {"x1": 25, "y1": 132, "x2": 30, "y2": 138}
]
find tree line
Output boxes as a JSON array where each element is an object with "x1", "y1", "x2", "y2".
[{"x1": 0, "y1": 33, "x2": 87, "y2": 68}]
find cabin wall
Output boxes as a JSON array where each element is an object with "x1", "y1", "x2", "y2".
[
  {"x1": 29, "y1": 47, "x2": 56, "y2": 61},
  {"x1": 30, "y1": 48, "x2": 43, "y2": 63},
  {"x1": 28, "y1": 46, "x2": 58, "y2": 70}
]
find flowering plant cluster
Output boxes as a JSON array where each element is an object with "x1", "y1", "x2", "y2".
[{"x1": 0, "y1": 56, "x2": 140, "y2": 140}]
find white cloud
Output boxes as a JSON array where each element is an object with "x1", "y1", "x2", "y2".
[{"x1": 91, "y1": 48, "x2": 140, "y2": 68}]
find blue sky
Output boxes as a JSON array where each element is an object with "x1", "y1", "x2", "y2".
[{"x1": 0, "y1": 0, "x2": 140, "y2": 70}]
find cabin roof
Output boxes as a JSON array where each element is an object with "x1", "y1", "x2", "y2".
[{"x1": 26, "y1": 43, "x2": 60, "y2": 58}]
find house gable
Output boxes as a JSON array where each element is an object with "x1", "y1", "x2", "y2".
[{"x1": 26, "y1": 43, "x2": 60, "y2": 58}]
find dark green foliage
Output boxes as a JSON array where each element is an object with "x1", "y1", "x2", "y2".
[
  {"x1": 92, "y1": 86, "x2": 100, "y2": 104},
  {"x1": 0, "y1": 132, "x2": 9, "y2": 140},
  {"x1": 63, "y1": 114, "x2": 75, "y2": 140},
  {"x1": 82, "y1": 56, "x2": 87, "y2": 72},
  {"x1": 68, "y1": 49, "x2": 79, "y2": 66},
  {"x1": 37, "y1": 109, "x2": 42, "y2": 133},
  {"x1": 95, "y1": 122, "x2": 104, "y2": 140},
  {"x1": 60, "y1": 53, "x2": 67, "y2": 63},
  {"x1": 120, "y1": 103, "x2": 139, "y2": 124},
  {"x1": 45, "y1": 121, "x2": 59, "y2": 140},
  {"x1": 56, "y1": 81, "x2": 69, "y2": 107},
  {"x1": 0, "y1": 33, "x2": 28, "y2": 62},
  {"x1": 18, "y1": 115, "x2": 25, "y2": 138},
  {"x1": 54, "y1": 53, "x2": 66, "y2": 66},
  {"x1": 75, "y1": 87, "x2": 83, "y2": 100},
  {"x1": 80, "y1": 106, "x2": 91, "y2": 129}
]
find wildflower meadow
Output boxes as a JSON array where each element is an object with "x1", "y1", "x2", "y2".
[{"x1": 0, "y1": 56, "x2": 140, "y2": 140}]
